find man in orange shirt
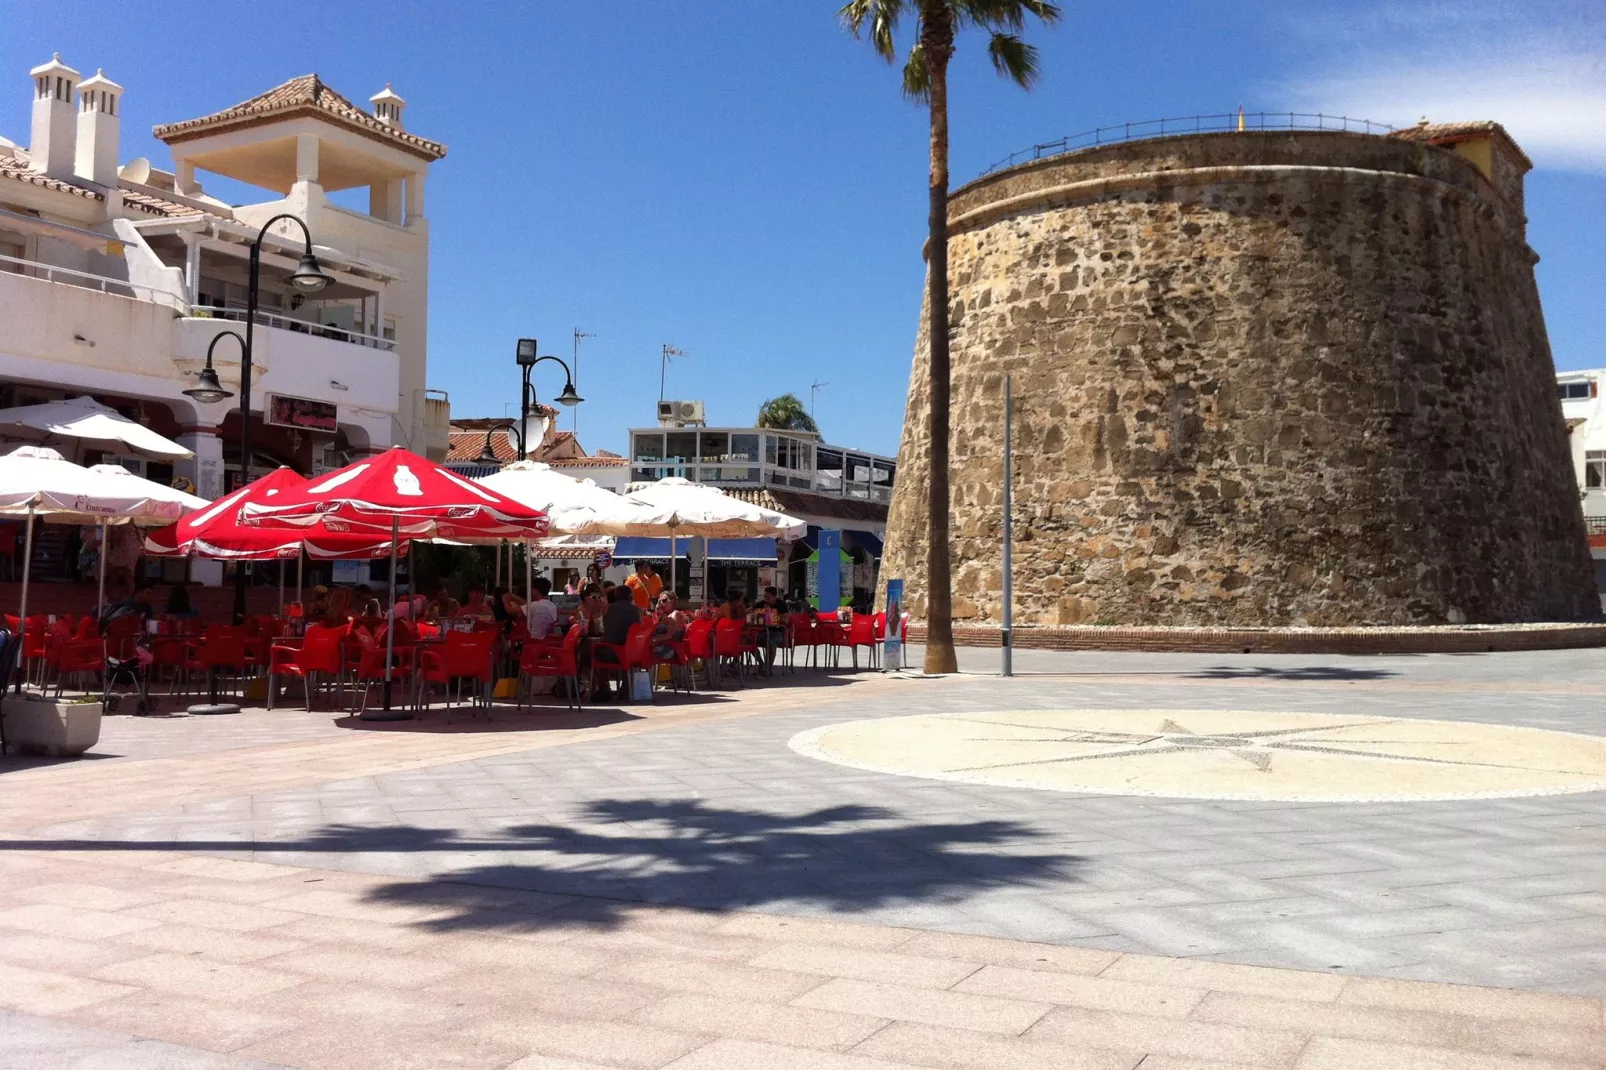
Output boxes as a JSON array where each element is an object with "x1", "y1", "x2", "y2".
[{"x1": 626, "y1": 559, "x2": 664, "y2": 611}]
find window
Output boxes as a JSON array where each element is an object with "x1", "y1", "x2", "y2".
[
  {"x1": 1588, "y1": 451, "x2": 1606, "y2": 490},
  {"x1": 1559, "y1": 381, "x2": 1593, "y2": 400},
  {"x1": 631, "y1": 432, "x2": 665, "y2": 463}
]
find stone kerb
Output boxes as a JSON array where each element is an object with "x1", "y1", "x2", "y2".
[{"x1": 902, "y1": 622, "x2": 1606, "y2": 655}]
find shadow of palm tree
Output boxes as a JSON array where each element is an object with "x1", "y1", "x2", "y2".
[
  {"x1": 1183, "y1": 665, "x2": 1398, "y2": 681},
  {"x1": 318, "y1": 798, "x2": 1081, "y2": 934}
]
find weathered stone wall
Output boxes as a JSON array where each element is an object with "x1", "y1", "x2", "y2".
[{"x1": 882, "y1": 130, "x2": 1598, "y2": 626}]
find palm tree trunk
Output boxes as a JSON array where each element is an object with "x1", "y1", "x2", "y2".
[{"x1": 922, "y1": 11, "x2": 958, "y2": 675}]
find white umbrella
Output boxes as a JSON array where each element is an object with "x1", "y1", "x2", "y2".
[
  {"x1": 0, "y1": 446, "x2": 198, "y2": 686},
  {"x1": 85, "y1": 465, "x2": 210, "y2": 614},
  {"x1": 0, "y1": 395, "x2": 193, "y2": 460},
  {"x1": 475, "y1": 461, "x2": 672, "y2": 536},
  {"x1": 619, "y1": 477, "x2": 806, "y2": 595}
]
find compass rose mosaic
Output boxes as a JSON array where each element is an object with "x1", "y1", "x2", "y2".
[{"x1": 789, "y1": 709, "x2": 1606, "y2": 802}]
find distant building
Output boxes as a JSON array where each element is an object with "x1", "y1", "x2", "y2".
[
  {"x1": 628, "y1": 420, "x2": 895, "y2": 606},
  {"x1": 448, "y1": 410, "x2": 629, "y2": 492},
  {"x1": 1557, "y1": 369, "x2": 1606, "y2": 597},
  {"x1": 0, "y1": 59, "x2": 452, "y2": 495}
]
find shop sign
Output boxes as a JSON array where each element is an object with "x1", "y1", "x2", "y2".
[
  {"x1": 594, "y1": 550, "x2": 613, "y2": 569},
  {"x1": 266, "y1": 394, "x2": 339, "y2": 432}
]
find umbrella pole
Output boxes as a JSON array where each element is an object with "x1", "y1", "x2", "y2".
[
  {"x1": 277, "y1": 558, "x2": 284, "y2": 617},
  {"x1": 361, "y1": 517, "x2": 409, "y2": 721},
  {"x1": 524, "y1": 539, "x2": 532, "y2": 601},
  {"x1": 296, "y1": 551, "x2": 303, "y2": 608},
  {"x1": 96, "y1": 521, "x2": 107, "y2": 620},
  {"x1": 669, "y1": 523, "x2": 677, "y2": 603},
  {"x1": 15, "y1": 505, "x2": 34, "y2": 693},
  {"x1": 494, "y1": 539, "x2": 502, "y2": 588}
]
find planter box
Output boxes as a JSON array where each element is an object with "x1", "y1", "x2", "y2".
[{"x1": 3, "y1": 697, "x2": 103, "y2": 758}]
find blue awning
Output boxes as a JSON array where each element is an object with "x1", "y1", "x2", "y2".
[{"x1": 612, "y1": 537, "x2": 777, "y2": 562}]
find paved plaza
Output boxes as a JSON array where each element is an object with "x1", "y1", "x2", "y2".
[{"x1": 1, "y1": 648, "x2": 1604, "y2": 1068}]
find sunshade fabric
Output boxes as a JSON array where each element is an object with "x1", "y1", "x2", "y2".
[
  {"x1": 0, "y1": 446, "x2": 192, "y2": 525},
  {"x1": 241, "y1": 447, "x2": 549, "y2": 541},
  {"x1": 144, "y1": 466, "x2": 392, "y2": 560},
  {"x1": 0, "y1": 395, "x2": 193, "y2": 459},
  {"x1": 475, "y1": 461, "x2": 673, "y2": 536},
  {"x1": 613, "y1": 536, "x2": 777, "y2": 562},
  {"x1": 624, "y1": 477, "x2": 806, "y2": 539}
]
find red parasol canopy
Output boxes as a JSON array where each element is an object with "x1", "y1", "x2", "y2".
[
  {"x1": 239, "y1": 447, "x2": 549, "y2": 540},
  {"x1": 144, "y1": 466, "x2": 393, "y2": 560}
]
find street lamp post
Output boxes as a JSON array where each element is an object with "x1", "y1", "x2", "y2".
[
  {"x1": 222, "y1": 215, "x2": 332, "y2": 624},
  {"x1": 510, "y1": 339, "x2": 583, "y2": 463}
]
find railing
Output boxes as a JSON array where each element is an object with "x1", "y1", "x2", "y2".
[
  {"x1": 980, "y1": 112, "x2": 1401, "y2": 176},
  {"x1": 187, "y1": 304, "x2": 397, "y2": 351},
  {"x1": 0, "y1": 251, "x2": 180, "y2": 305},
  {"x1": 1585, "y1": 517, "x2": 1606, "y2": 536},
  {"x1": 629, "y1": 460, "x2": 894, "y2": 504}
]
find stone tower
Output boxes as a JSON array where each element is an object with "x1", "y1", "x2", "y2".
[{"x1": 881, "y1": 125, "x2": 1598, "y2": 627}]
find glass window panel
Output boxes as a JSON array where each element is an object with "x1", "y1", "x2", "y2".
[
  {"x1": 730, "y1": 434, "x2": 759, "y2": 462},
  {"x1": 632, "y1": 432, "x2": 665, "y2": 462},
  {"x1": 698, "y1": 432, "x2": 729, "y2": 461},
  {"x1": 665, "y1": 432, "x2": 697, "y2": 461}
]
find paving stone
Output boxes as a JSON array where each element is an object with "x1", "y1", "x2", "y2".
[
  {"x1": 954, "y1": 964, "x2": 1205, "y2": 1018},
  {"x1": 599, "y1": 954, "x2": 830, "y2": 1002},
  {"x1": 1291, "y1": 1035, "x2": 1597, "y2": 1070},
  {"x1": 793, "y1": 978, "x2": 1050, "y2": 1035},
  {"x1": 1098, "y1": 955, "x2": 1347, "y2": 1001},
  {"x1": 0, "y1": 902, "x2": 164, "y2": 941},
  {"x1": 662, "y1": 1038, "x2": 922, "y2": 1070},
  {"x1": 848, "y1": 1020, "x2": 1143, "y2": 1070},
  {"x1": 632, "y1": 993, "x2": 887, "y2": 1051},
  {"x1": 66, "y1": 990, "x2": 301, "y2": 1052},
  {"x1": 0, "y1": 962, "x2": 137, "y2": 1016},
  {"x1": 92, "y1": 953, "x2": 305, "y2": 1004},
  {"x1": 462, "y1": 1012, "x2": 708, "y2": 1069},
  {"x1": 239, "y1": 1019, "x2": 528, "y2": 1070},
  {"x1": 1026, "y1": 1006, "x2": 1308, "y2": 1067},
  {"x1": 747, "y1": 943, "x2": 981, "y2": 989}
]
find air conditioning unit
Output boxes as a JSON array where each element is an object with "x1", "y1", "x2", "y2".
[{"x1": 657, "y1": 399, "x2": 706, "y2": 427}]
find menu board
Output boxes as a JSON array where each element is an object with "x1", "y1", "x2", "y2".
[{"x1": 266, "y1": 394, "x2": 338, "y2": 432}]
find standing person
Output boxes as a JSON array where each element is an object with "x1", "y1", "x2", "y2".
[
  {"x1": 105, "y1": 524, "x2": 143, "y2": 591},
  {"x1": 523, "y1": 576, "x2": 559, "y2": 640},
  {"x1": 626, "y1": 560, "x2": 664, "y2": 612}
]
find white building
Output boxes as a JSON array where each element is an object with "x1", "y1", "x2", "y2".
[
  {"x1": 0, "y1": 57, "x2": 452, "y2": 516},
  {"x1": 1556, "y1": 368, "x2": 1606, "y2": 592}
]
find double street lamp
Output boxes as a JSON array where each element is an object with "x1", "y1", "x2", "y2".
[
  {"x1": 477, "y1": 338, "x2": 582, "y2": 464},
  {"x1": 184, "y1": 214, "x2": 333, "y2": 624}
]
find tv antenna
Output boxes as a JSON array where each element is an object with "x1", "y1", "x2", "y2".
[
  {"x1": 572, "y1": 328, "x2": 595, "y2": 434},
  {"x1": 810, "y1": 380, "x2": 829, "y2": 418},
  {"x1": 660, "y1": 344, "x2": 687, "y2": 404}
]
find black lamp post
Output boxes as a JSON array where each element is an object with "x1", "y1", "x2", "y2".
[
  {"x1": 513, "y1": 338, "x2": 582, "y2": 462},
  {"x1": 225, "y1": 215, "x2": 332, "y2": 624},
  {"x1": 182, "y1": 330, "x2": 244, "y2": 406}
]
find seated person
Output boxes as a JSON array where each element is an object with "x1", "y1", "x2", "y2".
[
  {"x1": 304, "y1": 584, "x2": 331, "y2": 623},
  {"x1": 100, "y1": 584, "x2": 156, "y2": 631},
  {"x1": 523, "y1": 576, "x2": 559, "y2": 640},
  {"x1": 425, "y1": 583, "x2": 460, "y2": 620},
  {"x1": 353, "y1": 584, "x2": 382, "y2": 619},
  {"x1": 651, "y1": 592, "x2": 685, "y2": 659},
  {"x1": 601, "y1": 585, "x2": 642, "y2": 646},
  {"x1": 752, "y1": 586, "x2": 789, "y2": 669},
  {"x1": 719, "y1": 589, "x2": 749, "y2": 623},
  {"x1": 163, "y1": 582, "x2": 198, "y2": 619}
]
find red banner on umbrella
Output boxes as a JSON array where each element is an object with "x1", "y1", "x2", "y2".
[
  {"x1": 144, "y1": 466, "x2": 393, "y2": 560},
  {"x1": 239, "y1": 448, "x2": 548, "y2": 541}
]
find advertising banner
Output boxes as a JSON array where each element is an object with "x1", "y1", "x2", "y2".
[{"x1": 883, "y1": 578, "x2": 904, "y2": 671}]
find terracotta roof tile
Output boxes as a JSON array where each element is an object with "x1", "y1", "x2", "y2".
[
  {"x1": 447, "y1": 430, "x2": 518, "y2": 463},
  {"x1": 153, "y1": 74, "x2": 446, "y2": 161},
  {"x1": 118, "y1": 188, "x2": 223, "y2": 219},
  {"x1": 1389, "y1": 120, "x2": 1532, "y2": 169},
  {"x1": 0, "y1": 158, "x2": 102, "y2": 200},
  {"x1": 548, "y1": 456, "x2": 628, "y2": 467}
]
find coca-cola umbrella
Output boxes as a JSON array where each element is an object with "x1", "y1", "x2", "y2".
[
  {"x1": 144, "y1": 466, "x2": 394, "y2": 615},
  {"x1": 240, "y1": 448, "x2": 549, "y2": 717}
]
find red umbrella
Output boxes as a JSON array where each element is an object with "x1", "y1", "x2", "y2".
[
  {"x1": 144, "y1": 467, "x2": 392, "y2": 560},
  {"x1": 240, "y1": 448, "x2": 548, "y2": 718},
  {"x1": 240, "y1": 448, "x2": 549, "y2": 541}
]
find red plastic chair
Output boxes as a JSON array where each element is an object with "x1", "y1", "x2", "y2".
[
  {"x1": 17, "y1": 615, "x2": 49, "y2": 686},
  {"x1": 268, "y1": 622, "x2": 349, "y2": 711},
  {"x1": 355, "y1": 643, "x2": 416, "y2": 713},
  {"x1": 712, "y1": 618, "x2": 757, "y2": 688},
  {"x1": 47, "y1": 635, "x2": 105, "y2": 697},
  {"x1": 104, "y1": 614, "x2": 144, "y2": 660},
  {"x1": 74, "y1": 616, "x2": 98, "y2": 641},
  {"x1": 590, "y1": 620, "x2": 655, "y2": 698},
  {"x1": 518, "y1": 623, "x2": 584, "y2": 710},
  {"x1": 786, "y1": 615, "x2": 820, "y2": 671},
  {"x1": 415, "y1": 630, "x2": 496, "y2": 710},
  {"x1": 669, "y1": 619, "x2": 716, "y2": 690},
  {"x1": 835, "y1": 613, "x2": 878, "y2": 670},
  {"x1": 178, "y1": 625, "x2": 248, "y2": 699}
]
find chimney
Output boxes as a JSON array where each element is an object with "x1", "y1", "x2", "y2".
[
  {"x1": 28, "y1": 53, "x2": 79, "y2": 178},
  {"x1": 369, "y1": 84, "x2": 405, "y2": 129},
  {"x1": 74, "y1": 68, "x2": 123, "y2": 187}
]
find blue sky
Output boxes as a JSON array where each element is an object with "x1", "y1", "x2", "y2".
[{"x1": 2, "y1": 1, "x2": 1601, "y2": 457}]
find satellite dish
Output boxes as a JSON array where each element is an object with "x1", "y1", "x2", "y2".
[{"x1": 119, "y1": 157, "x2": 150, "y2": 184}]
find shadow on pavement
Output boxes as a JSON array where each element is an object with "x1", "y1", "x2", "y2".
[
  {"x1": 6, "y1": 798, "x2": 1081, "y2": 934},
  {"x1": 1182, "y1": 665, "x2": 1399, "y2": 681}
]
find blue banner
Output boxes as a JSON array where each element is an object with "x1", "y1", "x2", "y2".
[{"x1": 817, "y1": 529, "x2": 842, "y2": 612}]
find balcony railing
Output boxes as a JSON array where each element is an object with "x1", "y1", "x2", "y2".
[
  {"x1": 630, "y1": 460, "x2": 893, "y2": 504},
  {"x1": 188, "y1": 304, "x2": 396, "y2": 351},
  {"x1": 0, "y1": 251, "x2": 182, "y2": 308},
  {"x1": 1585, "y1": 517, "x2": 1606, "y2": 536}
]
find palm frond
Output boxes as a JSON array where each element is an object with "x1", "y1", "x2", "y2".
[
  {"x1": 958, "y1": 0, "x2": 1063, "y2": 32},
  {"x1": 839, "y1": 0, "x2": 906, "y2": 62},
  {"x1": 902, "y1": 40, "x2": 931, "y2": 101},
  {"x1": 986, "y1": 32, "x2": 1041, "y2": 88}
]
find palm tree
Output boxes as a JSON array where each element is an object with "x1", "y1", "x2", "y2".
[
  {"x1": 757, "y1": 393, "x2": 819, "y2": 434},
  {"x1": 840, "y1": 0, "x2": 1060, "y2": 674}
]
